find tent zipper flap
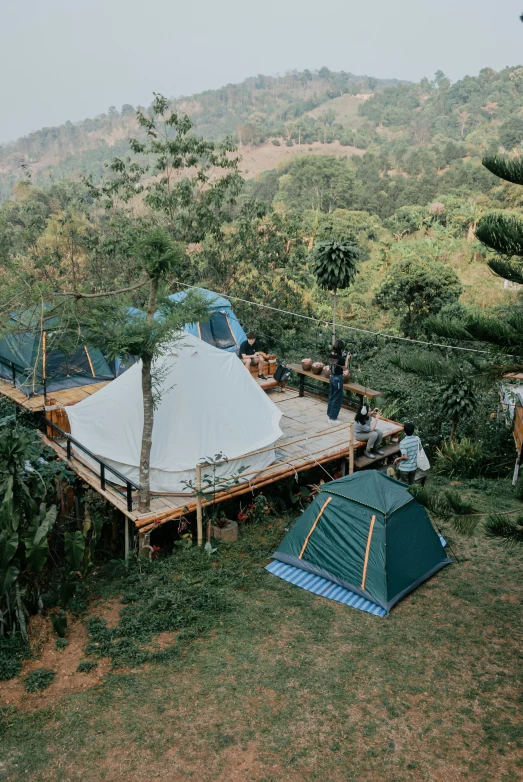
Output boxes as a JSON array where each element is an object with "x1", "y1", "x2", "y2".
[
  {"x1": 299, "y1": 496, "x2": 332, "y2": 559},
  {"x1": 361, "y1": 514, "x2": 376, "y2": 590}
]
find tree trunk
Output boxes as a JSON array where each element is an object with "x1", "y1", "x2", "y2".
[
  {"x1": 450, "y1": 417, "x2": 458, "y2": 443},
  {"x1": 138, "y1": 277, "x2": 158, "y2": 513},
  {"x1": 332, "y1": 291, "x2": 337, "y2": 347}
]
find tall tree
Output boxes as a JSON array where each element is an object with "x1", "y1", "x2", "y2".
[
  {"x1": 85, "y1": 230, "x2": 207, "y2": 512},
  {"x1": 375, "y1": 257, "x2": 462, "y2": 336},
  {"x1": 311, "y1": 238, "x2": 360, "y2": 345},
  {"x1": 79, "y1": 97, "x2": 244, "y2": 512},
  {"x1": 475, "y1": 154, "x2": 523, "y2": 283},
  {"x1": 94, "y1": 93, "x2": 243, "y2": 243}
]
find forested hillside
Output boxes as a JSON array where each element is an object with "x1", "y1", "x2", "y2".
[
  {"x1": 3, "y1": 65, "x2": 522, "y2": 203},
  {"x1": 2, "y1": 65, "x2": 523, "y2": 341},
  {"x1": 0, "y1": 69, "x2": 398, "y2": 200}
]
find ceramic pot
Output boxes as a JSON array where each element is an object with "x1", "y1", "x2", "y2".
[
  {"x1": 301, "y1": 358, "x2": 313, "y2": 371},
  {"x1": 322, "y1": 366, "x2": 331, "y2": 378},
  {"x1": 311, "y1": 362, "x2": 324, "y2": 375}
]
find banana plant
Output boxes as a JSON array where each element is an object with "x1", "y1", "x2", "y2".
[{"x1": 24, "y1": 505, "x2": 58, "y2": 574}]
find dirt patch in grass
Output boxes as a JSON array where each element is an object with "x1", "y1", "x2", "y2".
[
  {"x1": 89, "y1": 596, "x2": 123, "y2": 626},
  {"x1": 0, "y1": 602, "x2": 122, "y2": 712}
]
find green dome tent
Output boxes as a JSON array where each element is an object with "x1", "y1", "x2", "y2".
[{"x1": 270, "y1": 471, "x2": 451, "y2": 614}]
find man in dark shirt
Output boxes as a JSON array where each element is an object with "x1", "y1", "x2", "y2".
[{"x1": 240, "y1": 332, "x2": 267, "y2": 380}]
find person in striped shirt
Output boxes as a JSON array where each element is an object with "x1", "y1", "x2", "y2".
[{"x1": 394, "y1": 422, "x2": 421, "y2": 485}]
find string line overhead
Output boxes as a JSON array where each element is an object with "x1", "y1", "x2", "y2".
[{"x1": 171, "y1": 281, "x2": 502, "y2": 357}]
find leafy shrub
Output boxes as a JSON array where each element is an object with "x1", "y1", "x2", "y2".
[
  {"x1": 77, "y1": 660, "x2": 98, "y2": 673},
  {"x1": 55, "y1": 638, "x2": 69, "y2": 650},
  {"x1": 0, "y1": 656, "x2": 22, "y2": 681},
  {"x1": 0, "y1": 637, "x2": 28, "y2": 681},
  {"x1": 434, "y1": 438, "x2": 487, "y2": 478},
  {"x1": 271, "y1": 139, "x2": 281, "y2": 146},
  {"x1": 285, "y1": 140, "x2": 293, "y2": 147},
  {"x1": 24, "y1": 668, "x2": 55, "y2": 692}
]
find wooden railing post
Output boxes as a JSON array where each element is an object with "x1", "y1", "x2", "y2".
[
  {"x1": 196, "y1": 463, "x2": 203, "y2": 546},
  {"x1": 349, "y1": 422, "x2": 355, "y2": 475}
]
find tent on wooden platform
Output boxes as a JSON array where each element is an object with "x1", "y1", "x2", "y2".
[
  {"x1": 268, "y1": 471, "x2": 451, "y2": 614},
  {"x1": 0, "y1": 306, "x2": 114, "y2": 398},
  {"x1": 169, "y1": 288, "x2": 246, "y2": 354},
  {"x1": 66, "y1": 331, "x2": 282, "y2": 493}
]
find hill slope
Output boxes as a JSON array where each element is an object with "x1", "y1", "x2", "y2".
[{"x1": 0, "y1": 70, "x2": 399, "y2": 199}]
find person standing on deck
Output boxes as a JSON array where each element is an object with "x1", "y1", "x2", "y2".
[
  {"x1": 240, "y1": 332, "x2": 268, "y2": 380},
  {"x1": 327, "y1": 339, "x2": 351, "y2": 422},
  {"x1": 394, "y1": 421, "x2": 425, "y2": 485},
  {"x1": 354, "y1": 405, "x2": 385, "y2": 459}
]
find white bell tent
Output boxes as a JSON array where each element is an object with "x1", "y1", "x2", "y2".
[{"x1": 66, "y1": 332, "x2": 283, "y2": 493}]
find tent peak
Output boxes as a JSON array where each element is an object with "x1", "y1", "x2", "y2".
[{"x1": 319, "y1": 470, "x2": 413, "y2": 516}]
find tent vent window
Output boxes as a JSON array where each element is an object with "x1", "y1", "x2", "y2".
[{"x1": 199, "y1": 311, "x2": 236, "y2": 349}]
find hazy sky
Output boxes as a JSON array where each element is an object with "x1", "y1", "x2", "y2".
[{"x1": 1, "y1": 0, "x2": 522, "y2": 143}]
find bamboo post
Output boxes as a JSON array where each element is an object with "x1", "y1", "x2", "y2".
[
  {"x1": 349, "y1": 421, "x2": 355, "y2": 475},
  {"x1": 42, "y1": 330, "x2": 47, "y2": 405},
  {"x1": 124, "y1": 517, "x2": 129, "y2": 564},
  {"x1": 196, "y1": 463, "x2": 203, "y2": 546}
]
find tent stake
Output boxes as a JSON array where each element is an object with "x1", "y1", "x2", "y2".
[{"x1": 196, "y1": 464, "x2": 203, "y2": 546}]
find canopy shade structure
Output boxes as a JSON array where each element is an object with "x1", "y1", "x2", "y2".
[
  {"x1": 0, "y1": 306, "x2": 114, "y2": 398},
  {"x1": 270, "y1": 471, "x2": 451, "y2": 614},
  {"x1": 169, "y1": 288, "x2": 247, "y2": 354},
  {"x1": 66, "y1": 332, "x2": 282, "y2": 493}
]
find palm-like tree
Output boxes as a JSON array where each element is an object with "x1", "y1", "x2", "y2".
[
  {"x1": 311, "y1": 238, "x2": 360, "y2": 346},
  {"x1": 389, "y1": 352, "x2": 479, "y2": 442}
]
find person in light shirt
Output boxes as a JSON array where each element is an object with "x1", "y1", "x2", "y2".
[{"x1": 394, "y1": 421, "x2": 424, "y2": 485}]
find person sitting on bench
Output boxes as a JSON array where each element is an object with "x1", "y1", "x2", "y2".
[
  {"x1": 354, "y1": 404, "x2": 385, "y2": 459},
  {"x1": 240, "y1": 332, "x2": 267, "y2": 380}
]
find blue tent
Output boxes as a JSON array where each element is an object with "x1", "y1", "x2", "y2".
[{"x1": 168, "y1": 288, "x2": 247, "y2": 354}]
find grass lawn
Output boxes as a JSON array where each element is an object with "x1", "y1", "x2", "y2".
[{"x1": 1, "y1": 477, "x2": 522, "y2": 781}]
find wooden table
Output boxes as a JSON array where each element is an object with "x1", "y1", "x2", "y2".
[{"x1": 288, "y1": 364, "x2": 382, "y2": 407}]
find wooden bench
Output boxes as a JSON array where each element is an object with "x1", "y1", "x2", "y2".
[{"x1": 288, "y1": 364, "x2": 382, "y2": 407}]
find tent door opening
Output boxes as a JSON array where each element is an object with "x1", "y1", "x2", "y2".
[{"x1": 198, "y1": 311, "x2": 236, "y2": 350}]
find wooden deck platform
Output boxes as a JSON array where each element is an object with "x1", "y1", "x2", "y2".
[
  {"x1": 41, "y1": 389, "x2": 403, "y2": 534},
  {"x1": 0, "y1": 379, "x2": 110, "y2": 411}
]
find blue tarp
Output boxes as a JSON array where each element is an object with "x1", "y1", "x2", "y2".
[
  {"x1": 265, "y1": 561, "x2": 387, "y2": 617},
  {"x1": 169, "y1": 288, "x2": 246, "y2": 354}
]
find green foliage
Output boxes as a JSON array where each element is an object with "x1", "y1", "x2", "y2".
[
  {"x1": 475, "y1": 212, "x2": 523, "y2": 258},
  {"x1": 50, "y1": 609, "x2": 68, "y2": 638},
  {"x1": 135, "y1": 229, "x2": 183, "y2": 281},
  {"x1": 384, "y1": 205, "x2": 428, "y2": 236},
  {"x1": 94, "y1": 93, "x2": 243, "y2": 242},
  {"x1": 484, "y1": 514, "x2": 523, "y2": 545},
  {"x1": 498, "y1": 117, "x2": 523, "y2": 152},
  {"x1": 55, "y1": 637, "x2": 68, "y2": 650},
  {"x1": 409, "y1": 483, "x2": 479, "y2": 535},
  {"x1": 375, "y1": 258, "x2": 462, "y2": 335},
  {"x1": 275, "y1": 156, "x2": 361, "y2": 213},
  {"x1": 77, "y1": 660, "x2": 98, "y2": 673},
  {"x1": 439, "y1": 376, "x2": 478, "y2": 437},
  {"x1": 0, "y1": 636, "x2": 28, "y2": 680},
  {"x1": 434, "y1": 438, "x2": 488, "y2": 479},
  {"x1": 311, "y1": 239, "x2": 360, "y2": 292},
  {"x1": 24, "y1": 668, "x2": 55, "y2": 693},
  {"x1": 483, "y1": 154, "x2": 523, "y2": 186}
]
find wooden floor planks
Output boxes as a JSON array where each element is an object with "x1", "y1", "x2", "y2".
[
  {"x1": 41, "y1": 389, "x2": 403, "y2": 531},
  {"x1": 0, "y1": 380, "x2": 110, "y2": 411}
]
